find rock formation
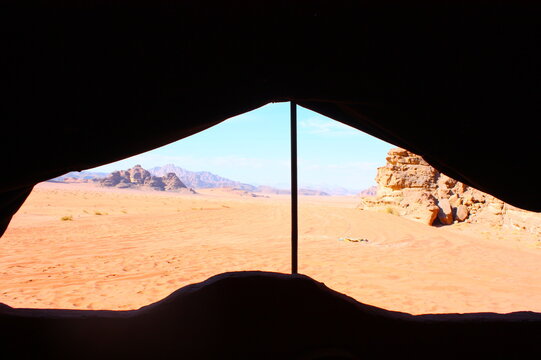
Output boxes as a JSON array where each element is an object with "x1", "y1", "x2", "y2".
[
  {"x1": 101, "y1": 165, "x2": 195, "y2": 193},
  {"x1": 359, "y1": 148, "x2": 541, "y2": 235},
  {"x1": 358, "y1": 148, "x2": 440, "y2": 225},
  {"x1": 162, "y1": 172, "x2": 185, "y2": 191}
]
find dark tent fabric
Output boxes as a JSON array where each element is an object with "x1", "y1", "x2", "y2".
[
  {"x1": 1, "y1": 1, "x2": 540, "y2": 236},
  {"x1": 3, "y1": 271, "x2": 541, "y2": 359}
]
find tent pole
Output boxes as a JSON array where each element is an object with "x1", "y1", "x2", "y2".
[{"x1": 290, "y1": 102, "x2": 298, "y2": 275}]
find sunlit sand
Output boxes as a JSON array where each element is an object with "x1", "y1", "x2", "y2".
[{"x1": 1, "y1": 182, "x2": 540, "y2": 315}]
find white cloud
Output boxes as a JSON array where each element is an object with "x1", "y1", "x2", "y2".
[{"x1": 299, "y1": 117, "x2": 359, "y2": 136}]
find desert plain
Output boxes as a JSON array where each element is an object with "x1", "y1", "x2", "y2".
[{"x1": 1, "y1": 181, "x2": 541, "y2": 315}]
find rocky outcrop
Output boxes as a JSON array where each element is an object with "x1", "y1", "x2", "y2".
[
  {"x1": 163, "y1": 172, "x2": 186, "y2": 191},
  {"x1": 144, "y1": 176, "x2": 166, "y2": 191},
  {"x1": 125, "y1": 165, "x2": 151, "y2": 185},
  {"x1": 358, "y1": 148, "x2": 440, "y2": 225},
  {"x1": 101, "y1": 165, "x2": 195, "y2": 192},
  {"x1": 101, "y1": 171, "x2": 124, "y2": 187},
  {"x1": 359, "y1": 148, "x2": 541, "y2": 235},
  {"x1": 437, "y1": 198, "x2": 453, "y2": 225}
]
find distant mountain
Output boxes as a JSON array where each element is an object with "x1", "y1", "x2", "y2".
[
  {"x1": 358, "y1": 186, "x2": 377, "y2": 197},
  {"x1": 254, "y1": 185, "x2": 291, "y2": 195},
  {"x1": 48, "y1": 171, "x2": 108, "y2": 183},
  {"x1": 299, "y1": 184, "x2": 360, "y2": 196},
  {"x1": 264, "y1": 183, "x2": 360, "y2": 196},
  {"x1": 299, "y1": 189, "x2": 330, "y2": 196},
  {"x1": 254, "y1": 186, "x2": 329, "y2": 196},
  {"x1": 150, "y1": 165, "x2": 334, "y2": 195},
  {"x1": 47, "y1": 164, "x2": 356, "y2": 197},
  {"x1": 149, "y1": 164, "x2": 256, "y2": 190}
]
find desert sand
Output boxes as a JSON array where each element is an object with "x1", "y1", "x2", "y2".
[{"x1": 1, "y1": 182, "x2": 540, "y2": 315}]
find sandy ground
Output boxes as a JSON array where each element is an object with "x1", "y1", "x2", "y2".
[{"x1": 1, "y1": 182, "x2": 541, "y2": 315}]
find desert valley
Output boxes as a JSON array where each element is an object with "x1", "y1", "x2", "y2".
[{"x1": 1, "y1": 149, "x2": 541, "y2": 316}]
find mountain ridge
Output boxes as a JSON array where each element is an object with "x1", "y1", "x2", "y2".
[
  {"x1": 148, "y1": 164, "x2": 256, "y2": 191},
  {"x1": 48, "y1": 164, "x2": 372, "y2": 196}
]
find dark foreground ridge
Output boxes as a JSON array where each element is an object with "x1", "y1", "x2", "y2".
[{"x1": 1, "y1": 271, "x2": 540, "y2": 359}]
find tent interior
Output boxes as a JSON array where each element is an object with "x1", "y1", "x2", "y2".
[{"x1": 1, "y1": 1, "x2": 540, "y2": 358}]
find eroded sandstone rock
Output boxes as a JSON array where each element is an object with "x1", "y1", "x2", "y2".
[
  {"x1": 437, "y1": 198, "x2": 453, "y2": 225},
  {"x1": 163, "y1": 172, "x2": 187, "y2": 191},
  {"x1": 359, "y1": 148, "x2": 541, "y2": 234},
  {"x1": 101, "y1": 166, "x2": 193, "y2": 192},
  {"x1": 456, "y1": 205, "x2": 469, "y2": 222}
]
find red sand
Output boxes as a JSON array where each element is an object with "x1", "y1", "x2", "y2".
[{"x1": 1, "y1": 182, "x2": 540, "y2": 315}]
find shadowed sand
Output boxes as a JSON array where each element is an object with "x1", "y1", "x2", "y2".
[{"x1": 1, "y1": 182, "x2": 540, "y2": 315}]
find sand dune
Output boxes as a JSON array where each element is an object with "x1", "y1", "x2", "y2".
[{"x1": 1, "y1": 182, "x2": 540, "y2": 315}]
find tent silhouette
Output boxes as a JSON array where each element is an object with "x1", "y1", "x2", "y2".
[{"x1": 1, "y1": 1, "x2": 541, "y2": 358}]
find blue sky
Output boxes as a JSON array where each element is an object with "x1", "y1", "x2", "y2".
[{"x1": 89, "y1": 103, "x2": 394, "y2": 191}]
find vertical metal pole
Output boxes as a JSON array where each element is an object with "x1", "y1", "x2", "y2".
[{"x1": 290, "y1": 102, "x2": 298, "y2": 275}]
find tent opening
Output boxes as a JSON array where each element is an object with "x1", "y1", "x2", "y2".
[{"x1": 1, "y1": 103, "x2": 541, "y2": 315}]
